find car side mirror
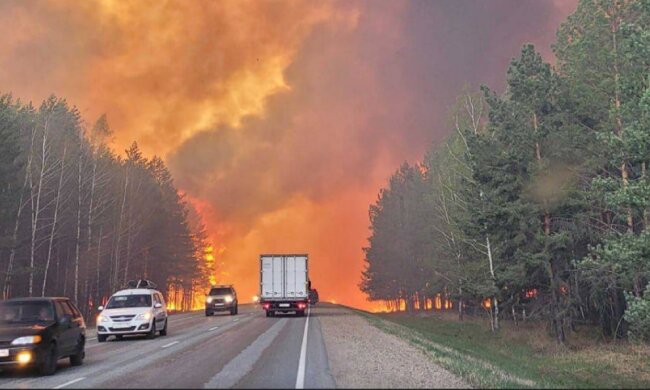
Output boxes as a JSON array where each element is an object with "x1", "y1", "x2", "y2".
[
  {"x1": 97, "y1": 306, "x2": 104, "y2": 311},
  {"x1": 154, "y1": 303, "x2": 163, "y2": 309}
]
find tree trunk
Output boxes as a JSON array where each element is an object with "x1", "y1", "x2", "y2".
[
  {"x1": 485, "y1": 231, "x2": 499, "y2": 331},
  {"x1": 42, "y1": 143, "x2": 67, "y2": 296},
  {"x1": 74, "y1": 140, "x2": 83, "y2": 303},
  {"x1": 611, "y1": 17, "x2": 633, "y2": 232},
  {"x1": 3, "y1": 130, "x2": 34, "y2": 298},
  {"x1": 87, "y1": 157, "x2": 97, "y2": 252},
  {"x1": 113, "y1": 169, "x2": 129, "y2": 290},
  {"x1": 29, "y1": 119, "x2": 50, "y2": 296}
]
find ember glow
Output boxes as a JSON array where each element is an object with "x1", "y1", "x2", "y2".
[{"x1": 0, "y1": 0, "x2": 575, "y2": 311}]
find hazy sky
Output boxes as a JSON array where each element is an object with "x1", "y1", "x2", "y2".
[{"x1": 0, "y1": 0, "x2": 577, "y2": 309}]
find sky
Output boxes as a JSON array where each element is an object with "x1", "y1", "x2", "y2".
[{"x1": 0, "y1": 0, "x2": 577, "y2": 310}]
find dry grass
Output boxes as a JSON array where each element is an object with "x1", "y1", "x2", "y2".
[{"x1": 367, "y1": 310, "x2": 650, "y2": 388}]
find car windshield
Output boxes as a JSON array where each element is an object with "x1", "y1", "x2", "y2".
[
  {"x1": 209, "y1": 288, "x2": 232, "y2": 296},
  {"x1": 106, "y1": 294, "x2": 152, "y2": 309},
  {"x1": 0, "y1": 301, "x2": 55, "y2": 324}
]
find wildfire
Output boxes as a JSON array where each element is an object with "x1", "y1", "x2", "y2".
[{"x1": 524, "y1": 288, "x2": 538, "y2": 299}]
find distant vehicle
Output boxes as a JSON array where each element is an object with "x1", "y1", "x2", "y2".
[
  {"x1": 96, "y1": 280, "x2": 167, "y2": 342},
  {"x1": 205, "y1": 285, "x2": 238, "y2": 316},
  {"x1": 309, "y1": 288, "x2": 319, "y2": 305},
  {"x1": 259, "y1": 254, "x2": 309, "y2": 317},
  {"x1": 0, "y1": 297, "x2": 86, "y2": 375}
]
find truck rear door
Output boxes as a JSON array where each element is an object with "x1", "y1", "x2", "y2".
[
  {"x1": 285, "y1": 255, "x2": 308, "y2": 299},
  {"x1": 261, "y1": 255, "x2": 286, "y2": 299}
]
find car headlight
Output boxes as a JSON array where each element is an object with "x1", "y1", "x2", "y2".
[
  {"x1": 206, "y1": 297, "x2": 213, "y2": 304},
  {"x1": 11, "y1": 335, "x2": 42, "y2": 345},
  {"x1": 97, "y1": 314, "x2": 109, "y2": 323},
  {"x1": 224, "y1": 296, "x2": 233, "y2": 303},
  {"x1": 136, "y1": 312, "x2": 152, "y2": 321}
]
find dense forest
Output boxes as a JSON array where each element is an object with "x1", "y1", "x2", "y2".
[
  {"x1": 0, "y1": 95, "x2": 214, "y2": 319},
  {"x1": 361, "y1": 0, "x2": 650, "y2": 343}
]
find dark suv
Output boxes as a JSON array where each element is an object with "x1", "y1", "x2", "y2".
[
  {"x1": 0, "y1": 298, "x2": 86, "y2": 375},
  {"x1": 205, "y1": 285, "x2": 238, "y2": 316}
]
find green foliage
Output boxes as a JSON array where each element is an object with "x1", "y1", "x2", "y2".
[
  {"x1": 625, "y1": 283, "x2": 650, "y2": 342},
  {"x1": 362, "y1": 0, "x2": 650, "y2": 342}
]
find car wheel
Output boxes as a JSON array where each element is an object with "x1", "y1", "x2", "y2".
[
  {"x1": 159, "y1": 319, "x2": 168, "y2": 336},
  {"x1": 235, "y1": 305, "x2": 239, "y2": 315},
  {"x1": 146, "y1": 321, "x2": 156, "y2": 339},
  {"x1": 97, "y1": 335, "x2": 107, "y2": 343},
  {"x1": 38, "y1": 343, "x2": 57, "y2": 376},
  {"x1": 69, "y1": 337, "x2": 85, "y2": 366},
  {"x1": 230, "y1": 307, "x2": 236, "y2": 315},
  {"x1": 115, "y1": 335, "x2": 123, "y2": 341},
  {"x1": 205, "y1": 310, "x2": 212, "y2": 316}
]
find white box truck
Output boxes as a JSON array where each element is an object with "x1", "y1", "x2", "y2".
[{"x1": 259, "y1": 254, "x2": 309, "y2": 317}]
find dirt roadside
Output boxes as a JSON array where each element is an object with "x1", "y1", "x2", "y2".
[{"x1": 317, "y1": 304, "x2": 469, "y2": 388}]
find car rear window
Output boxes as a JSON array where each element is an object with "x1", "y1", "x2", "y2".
[
  {"x1": 106, "y1": 294, "x2": 152, "y2": 309},
  {"x1": 209, "y1": 288, "x2": 232, "y2": 296}
]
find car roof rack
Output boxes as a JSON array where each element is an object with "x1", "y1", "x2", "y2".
[{"x1": 125, "y1": 279, "x2": 158, "y2": 290}]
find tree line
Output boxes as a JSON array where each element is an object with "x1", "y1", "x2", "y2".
[
  {"x1": 361, "y1": 0, "x2": 650, "y2": 343},
  {"x1": 0, "y1": 95, "x2": 213, "y2": 319}
]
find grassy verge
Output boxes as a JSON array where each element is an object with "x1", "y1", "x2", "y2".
[{"x1": 356, "y1": 310, "x2": 650, "y2": 388}]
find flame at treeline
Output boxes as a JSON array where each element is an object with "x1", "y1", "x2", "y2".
[{"x1": 0, "y1": 1, "x2": 575, "y2": 311}]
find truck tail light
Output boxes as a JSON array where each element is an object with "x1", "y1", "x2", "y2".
[
  {"x1": 297, "y1": 303, "x2": 306, "y2": 310},
  {"x1": 263, "y1": 303, "x2": 270, "y2": 310}
]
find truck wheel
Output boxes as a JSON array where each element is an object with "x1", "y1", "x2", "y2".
[
  {"x1": 230, "y1": 307, "x2": 236, "y2": 315},
  {"x1": 266, "y1": 310, "x2": 273, "y2": 317},
  {"x1": 97, "y1": 335, "x2": 107, "y2": 343},
  {"x1": 115, "y1": 335, "x2": 123, "y2": 341},
  {"x1": 296, "y1": 310, "x2": 305, "y2": 317},
  {"x1": 205, "y1": 310, "x2": 212, "y2": 316}
]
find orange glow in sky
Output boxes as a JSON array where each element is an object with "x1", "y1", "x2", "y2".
[{"x1": 0, "y1": 0, "x2": 575, "y2": 311}]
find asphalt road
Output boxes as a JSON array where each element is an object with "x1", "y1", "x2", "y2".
[{"x1": 0, "y1": 304, "x2": 336, "y2": 389}]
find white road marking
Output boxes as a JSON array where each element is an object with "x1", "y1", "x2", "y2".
[
  {"x1": 53, "y1": 377, "x2": 86, "y2": 389},
  {"x1": 295, "y1": 307, "x2": 310, "y2": 389},
  {"x1": 204, "y1": 319, "x2": 287, "y2": 388},
  {"x1": 233, "y1": 318, "x2": 239, "y2": 322},
  {"x1": 209, "y1": 326, "x2": 220, "y2": 331},
  {"x1": 161, "y1": 341, "x2": 179, "y2": 348},
  {"x1": 87, "y1": 337, "x2": 97, "y2": 341}
]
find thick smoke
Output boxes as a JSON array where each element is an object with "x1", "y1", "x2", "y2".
[{"x1": 0, "y1": 0, "x2": 575, "y2": 308}]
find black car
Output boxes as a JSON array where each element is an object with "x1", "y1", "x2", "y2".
[
  {"x1": 205, "y1": 285, "x2": 238, "y2": 316},
  {"x1": 0, "y1": 297, "x2": 86, "y2": 375}
]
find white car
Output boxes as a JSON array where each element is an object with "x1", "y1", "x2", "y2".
[{"x1": 96, "y1": 288, "x2": 168, "y2": 342}]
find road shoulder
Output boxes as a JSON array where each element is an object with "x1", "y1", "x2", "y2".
[{"x1": 316, "y1": 304, "x2": 469, "y2": 389}]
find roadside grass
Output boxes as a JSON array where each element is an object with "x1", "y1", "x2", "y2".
[{"x1": 356, "y1": 310, "x2": 650, "y2": 389}]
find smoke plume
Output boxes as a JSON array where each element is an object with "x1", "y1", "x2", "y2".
[{"x1": 0, "y1": 0, "x2": 576, "y2": 308}]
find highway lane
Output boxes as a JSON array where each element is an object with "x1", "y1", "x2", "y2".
[{"x1": 0, "y1": 304, "x2": 335, "y2": 389}]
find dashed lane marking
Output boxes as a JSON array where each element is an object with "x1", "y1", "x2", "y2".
[
  {"x1": 53, "y1": 377, "x2": 86, "y2": 389},
  {"x1": 161, "y1": 341, "x2": 179, "y2": 349}
]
